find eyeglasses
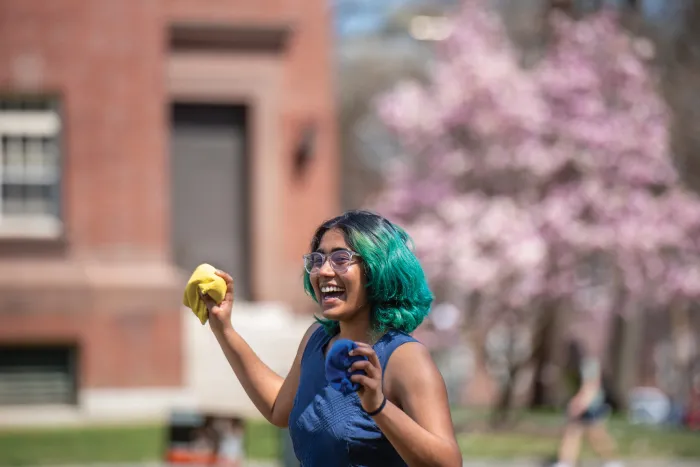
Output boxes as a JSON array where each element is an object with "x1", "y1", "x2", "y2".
[{"x1": 303, "y1": 249, "x2": 360, "y2": 274}]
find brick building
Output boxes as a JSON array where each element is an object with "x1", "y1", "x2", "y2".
[{"x1": 0, "y1": 0, "x2": 338, "y2": 420}]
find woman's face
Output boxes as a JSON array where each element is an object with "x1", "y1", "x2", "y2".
[{"x1": 309, "y1": 228, "x2": 369, "y2": 322}]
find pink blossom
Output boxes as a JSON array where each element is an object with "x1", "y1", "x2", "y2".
[{"x1": 369, "y1": 0, "x2": 700, "y2": 321}]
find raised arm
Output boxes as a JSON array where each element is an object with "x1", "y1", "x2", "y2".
[
  {"x1": 350, "y1": 342, "x2": 462, "y2": 467},
  {"x1": 203, "y1": 270, "x2": 318, "y2": 428}
]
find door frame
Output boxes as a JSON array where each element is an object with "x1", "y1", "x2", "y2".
[
  {"x1": 167, "y1": 45, "x2": 283, "y2": 303},
  {"x1": 170, "y1": 102, "x2": 251, "y2": 299}
]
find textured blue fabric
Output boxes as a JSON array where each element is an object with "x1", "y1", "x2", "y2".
[
  {"x1": 325, "y1": 338, "x2": 368, "y2": 394},
  {"x1": 289, "y1": 326, "x2": 418, "y2": 467}
]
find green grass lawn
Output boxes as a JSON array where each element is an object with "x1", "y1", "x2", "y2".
[
  {"x1": 0, "y1": 412, "x2": 698, "y2": 465},
  {"x1": 454, "y1": 408, "x2": 700, "y2": 460},
  {"x1": 457, "y1": 424, "x2": 700, "y2": 460},
  {"x1": 0, "y1": 423, "x2": 166, "y2": 466},
  {"x1": 0, "y1": 420, "x2": 281, "y2": 466}
]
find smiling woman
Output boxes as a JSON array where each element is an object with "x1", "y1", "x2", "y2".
[
  {"x1": 303, "y1": 210, "x2": 434, "y2": 338},
  {"x1": 201, "y1": 210, "x2": 462, "y2": 467}
]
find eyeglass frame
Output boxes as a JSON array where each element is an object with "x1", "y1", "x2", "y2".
[{"x1": 302, "y1": 249, "x2": 361, "y2": 274}]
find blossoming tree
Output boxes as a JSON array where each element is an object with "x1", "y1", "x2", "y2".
[{"x1": 370, "y1": 0, "x2": 700, "y2": 414}]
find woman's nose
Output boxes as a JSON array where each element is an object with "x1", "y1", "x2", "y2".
[{"x1": 319, "y1": 258, "x2": 335, "y2": 276}]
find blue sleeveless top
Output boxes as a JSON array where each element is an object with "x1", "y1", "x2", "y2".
[{"x1": 288, "y1": 326, "x2": 418, "y2": 466}]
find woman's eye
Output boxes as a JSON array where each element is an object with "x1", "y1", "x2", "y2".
[{"x1": 333, "y1": 253, "x2": 351, "y2": 263}]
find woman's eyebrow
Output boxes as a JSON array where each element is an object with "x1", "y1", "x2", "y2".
[{"x1": 314, "y1": 247, "x2": 348, "y2": 253}]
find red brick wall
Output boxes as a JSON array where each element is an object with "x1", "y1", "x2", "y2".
[
  {"x1": 0, "y1": 0, "x2": 339, "y2": 390},
  {"x1": 0, "y1": 305, "x2": 181, "y2": 388},
  {"x1": 276, "y1": 1, "x2": 341, "y2": 312},
  {"x1": 167, "y1": 0, "x2": 340, "y2": 311},
  {"x1": 0, "y1": 0, "x2": 178, "y2": 389},
  {"x1": 0, "y1": 0, "x2": 170, "y2": 255}
]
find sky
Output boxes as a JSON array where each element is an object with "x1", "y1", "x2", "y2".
[
  {"x1": 332, "y1": 0, "x2": 686, "y2": 39},
  {"x1": 332, "y1": 0, "x2": 417, "y2": 37}
]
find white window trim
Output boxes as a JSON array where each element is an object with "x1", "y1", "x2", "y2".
[
  {"x1": 0, "y1": 106, "x2": 62, "y2": 239},
  {"x1": 0, "y1": 112, "x2": 61, "y2": 135},
  {"x1": 0, "y1": 215, "x2": 62, "y2": 239}
]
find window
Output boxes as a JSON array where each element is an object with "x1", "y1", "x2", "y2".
[
  {"x1": 0, "y1": 97, "x2": 62, "y2": 238},
  {"x1": 0, "y1": 345, "x2": 78, "y2": 406}
]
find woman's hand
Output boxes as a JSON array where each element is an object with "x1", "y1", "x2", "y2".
[
  {"x1": 200, "y1": 270, "x2": 234, "y2": 335},
  {"x1": 349, "y1": 342, "x2": 385, "y2": 414}
]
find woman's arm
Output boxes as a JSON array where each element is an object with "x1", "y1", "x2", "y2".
[
  {"x1": 568, "y1": 357, "x2": 602, "y2": 416},
  {"x1": 350, "y1": 342, "x2": 462, "y2": 467},
  {"x1": 203, "y1": 270, "x2": 318, "y2": 428},
  {"x1": 212, "y1": 323, "x2": 318, "y2": 427}
]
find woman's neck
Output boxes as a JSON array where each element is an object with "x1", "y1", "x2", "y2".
[{"x1": 337, "y1": 310, "x2": 378, "y2": 344}]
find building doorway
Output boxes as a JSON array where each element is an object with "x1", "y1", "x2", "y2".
[{"x1": 170, "y1": 103, "x2": 250, "y2": 300}]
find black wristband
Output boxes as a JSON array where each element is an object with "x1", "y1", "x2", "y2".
[{"x1": 365, "y1": 396, "x2": 387, "y2": 416}]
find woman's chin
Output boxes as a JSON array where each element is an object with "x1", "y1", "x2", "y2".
[
  {"x1": 320, "y1": 309, "x2": 342, "y2": 320},
  {"x1": 320, "y1": 302, "x2": 347, "y2": 320}
]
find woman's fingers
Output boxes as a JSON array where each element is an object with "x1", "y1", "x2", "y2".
[
  {"x1": 350, "y1": 343, "x2": 381, "y2": 370},
  {"x1": 215, "y1": 270, "x2": 233, "y2": 285},
  {"x1": 215, "y1": 270, "x2": 235, "y2": 302},
  {"x1": 350, "y1": 373, "x2": 380, "y2": 391},
  {"x1": 199, "y1": 292, "x2": 217, "y2": 311},
  {"x1": 350, "y1": 359, "x2": 380, "y2": 379}
]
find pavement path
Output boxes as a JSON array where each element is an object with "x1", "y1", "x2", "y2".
[{"x1": 21, "y1": 460, "x2": 700, "y2": 467}]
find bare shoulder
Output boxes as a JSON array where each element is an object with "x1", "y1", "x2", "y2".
[
  {"x1": 285, "y1": 322, "x2": 322, "y2": 380},
  {"x1": 296, "y1": 322, "x2": 322, "y2": 357},
  {"x1": 386, "y1": 341, "x2": 438, "y2": 373},
  {"x1": 303, "y1": 321, "x2": 322, "y2": 339},
  {"x1": 384, "y1": 341, "x2": 444, "y2": 395},
  {"x1": 383, "y1": 339, "x2": 459, "y2": 458}
]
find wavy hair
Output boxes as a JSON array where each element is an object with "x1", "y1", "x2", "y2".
[{"x1": 303, "y1": 210, "x2": 434, "y2": 335}]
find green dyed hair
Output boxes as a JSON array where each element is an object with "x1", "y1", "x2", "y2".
[{"x1": 303, "y1": 210, "x2": 434, "y2": 335}]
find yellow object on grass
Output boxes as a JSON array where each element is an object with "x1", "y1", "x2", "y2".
[{"x1": 183, "y1": 263, "x2": 227, "y2": 325}]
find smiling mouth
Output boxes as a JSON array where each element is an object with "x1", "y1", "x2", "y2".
[{"x1": 321, "y1": 285, "x2": 346, "y2": 303}]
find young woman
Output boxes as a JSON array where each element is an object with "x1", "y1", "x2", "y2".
[
  {"x1": 553, "y1": 341, "x2": 623, "y2": 467},
  {"x1": 200, "y1": 210, "x2": 462, "y2": 466}
]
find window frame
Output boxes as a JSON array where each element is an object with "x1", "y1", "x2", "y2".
[{"x1": 0, "y1": 97, "x2": 63, "y2": 239}]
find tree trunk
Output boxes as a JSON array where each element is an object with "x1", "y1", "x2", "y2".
[
  {"x1": 610, "y1": 305, "x2": 645, "y2": 410},
  {"x1": 491, "y1": 368, "x2": 518, "y2": 428},
  {"x1": 529, "y1": 304, "x2": 558, "y2": 408},
  {"x1": 490, "y1": 324, "x2": 524, "y2": 428},
  {"x1": 462, "y1": 325, "x2": 498, "y2": 407},
  {"x1": 670, "y1": 303, "x2": 695, "y2": 404}
]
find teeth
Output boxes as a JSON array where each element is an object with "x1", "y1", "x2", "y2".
[{"x1": 321, "y1": 286, "x2": 345, "y2": 293}]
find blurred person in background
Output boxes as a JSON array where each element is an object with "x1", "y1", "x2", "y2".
[
  {"x1": 553, "y1": 341, "x2": 622, "y2": 467},
  {"x1": 200, "y1": 210, "x2": 462, "y2": 466}
]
